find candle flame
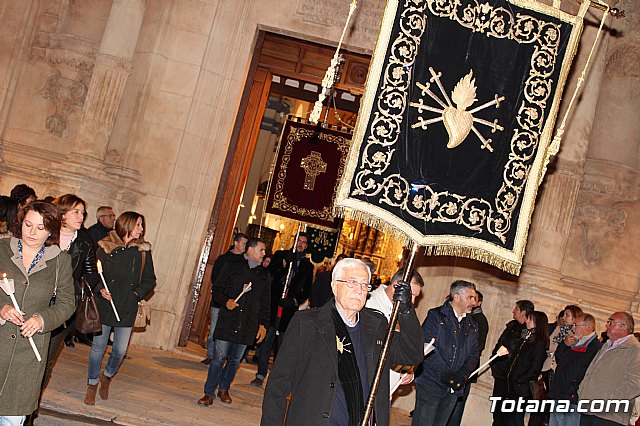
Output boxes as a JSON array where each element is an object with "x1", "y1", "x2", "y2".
[
  {"x1": 2, "y1": 273, "x2": 5, "y2": 279},
  {"x1": 97, "y1": 260, "x2": 103, "y2": 273},
  {"x1": 496, "y1": 345, "x2": 509, "y2": 356}
]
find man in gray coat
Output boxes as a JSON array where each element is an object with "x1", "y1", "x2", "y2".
[
  {"x1": 261, "y1": 258, "x2": 423, "y2": 426},
  {"x1": 578, "y1": 311, "x2": 640, "y2": 426}
]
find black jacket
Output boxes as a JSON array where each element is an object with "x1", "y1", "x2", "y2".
[
  {"x1": 506, "y1": 335, "x2": 547, "y2": 398},
  {"x1": 491, "y1": 320, "x2": 526, "y2": 379},
  {"x1": 310, "y1": 270, "x2": 332, "y2": 308},
  {"x1": 212, "y1": 256, "x2": 271, "y2": 345},
  {"x1": 96, "y1": 231, "x2": 156, "y2": 327},
  {"x1": 268, "y1": 249, "x2": 313, "y2": 331},
  {"x1": 210, "y1": 250, "x2": 243, "y2": 308},
  {"x1": 547, "y1": 336, "x2": 601, "y2": 403},
  {"x1": 87, "y1": 222, "x2": 112, "y2": 246},
  {"x1": 261, "y1": 301, "x2": 423, "y2": 426},
  {"x1": 68, "y1": 228, "x2": 100, "y2": 296}
]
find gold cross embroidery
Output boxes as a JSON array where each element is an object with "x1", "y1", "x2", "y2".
[{"x1": 300, "y1": 151, "x2": 327, "y2": 191}]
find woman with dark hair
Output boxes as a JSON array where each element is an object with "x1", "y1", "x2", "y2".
[
  {"x1": 0, "y1": 195, "x2": 18, "y2": 238},
  {"x1": 84, "y1": 211, "x2": 156, "y2": 405},
  {"x1": 505, "y1": 310, "x2": 550, "y2": 426},
  {"x1": 0, "y1": 201, "x2": 75, "y2": 425},
  {"x1": 50, "y1": 194, "x2": 100, "y2": 348}
]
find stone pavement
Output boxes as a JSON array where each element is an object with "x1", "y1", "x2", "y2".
[{"x1": 37, "y1": 342, "x2": 412, "y2": 425}]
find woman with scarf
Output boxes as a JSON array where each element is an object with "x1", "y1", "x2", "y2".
[
  {"x1": 83, "y1": 211, "x2": 156, "y2": 405},
  {"x1": 505, "y1": 310, "x2": 550, "y2": 426},
  {"x1": 0, "y1": 201, "x2": 75, "y2": 426}
]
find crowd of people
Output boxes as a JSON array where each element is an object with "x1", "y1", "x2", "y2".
[
  {"x1": 0, "y1": 184, "x2": 156, "y2": 426},
  {"x1": 1, "y1": 183, "x2": 639, "y2": 426},
  {"x1": 201, "y1": 229, "x2": 639, "y2": 426}
]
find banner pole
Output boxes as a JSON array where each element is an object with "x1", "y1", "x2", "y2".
[{"x1": 361, "y1": 241, "x2": 419, "y2": 426}]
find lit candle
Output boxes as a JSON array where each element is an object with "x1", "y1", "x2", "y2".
[{"x1": 96, "y1": 260, "x2": 121, "y2": 322}]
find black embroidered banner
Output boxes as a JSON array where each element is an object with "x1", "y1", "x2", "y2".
[
  {"x1": 266, "y1": 117, "x2": 352, "y2": 230},
  {"x1": 307, "y1": 226, "x2": 341, "y2": 264},
  {"x1": 335, "y1": 0, "x2": 588, "y2": 274}
]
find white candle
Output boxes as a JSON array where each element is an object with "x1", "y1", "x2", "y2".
[
  {"x1": 96, "y1": 261, "x2": 121, "y2": 322},
  {"x1": 1, "y1": 273, "x2": 42, "y2": 362}
]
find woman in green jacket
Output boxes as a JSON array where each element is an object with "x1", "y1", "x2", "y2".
[
  {"x1": 84, "y1": 211, "x2": 156, "y2": 405},
  {"x1": 0, "y1": 201, "x2": 75, "y2": 425}
]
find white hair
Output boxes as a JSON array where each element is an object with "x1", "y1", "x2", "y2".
[{"x1": 332, "y1": 258, "x2": 371, "y2": 283}]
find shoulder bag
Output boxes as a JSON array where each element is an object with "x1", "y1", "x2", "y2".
[
  {"x1": 76, "y1": 278, "x2": 102, "y2": 334},
  {"x1": 133, "y1": 252, "x2": 151, "y2": 329}
]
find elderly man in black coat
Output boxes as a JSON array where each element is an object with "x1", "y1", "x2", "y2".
[{"x1": 261, "y1": 258, "x2": 423, "y2": 426}]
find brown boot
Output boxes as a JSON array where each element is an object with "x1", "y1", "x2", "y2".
[
  {"x1": 99, "y1": 373, "x2": 112, "y2": 400},
  {"x1": 84, "y1": 384, "x2": 98, "y2": 405}
]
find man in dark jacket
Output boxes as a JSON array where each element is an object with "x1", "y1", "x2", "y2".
[
  {"x1": 87, "y1": 206, "x2": 115, "y2": 245},
  {"x1": 447, "y1": 290, "x2": 490, "y2": 425},
  {"x1": 251, "y1": 232, "x2": 313, "y2": 387},
  {"x1": 548, "y1": 313, "x2": 601, "y2": 426},
  {"x1": 261, "y1": 258, "x2": 422, "y2": 426},
  {"x1": 490, "y1": 299, "x2": 534, "y2": 426},
  {"x1": 412, "y1": 280, "x2": 479, "y2": 426},
  {"x1": 197, "y1": 238, "x2": 270, "y2": 406},
  {"x1": 201, "y1": 232, "x2": 247, "y2": 364}
]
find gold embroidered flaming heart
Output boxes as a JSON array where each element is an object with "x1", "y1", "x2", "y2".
[{"x1": 410, "y1": 68, "x2": 505, "y2": 152}]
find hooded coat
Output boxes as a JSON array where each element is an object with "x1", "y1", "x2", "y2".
[
  {"x1": 96, "y1": 231, "x2": 156, "y2": 327},
  {"x1": 0, "y1": 237, "x2": 75, "y2": 415}
]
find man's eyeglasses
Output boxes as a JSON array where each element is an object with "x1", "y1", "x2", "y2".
[
  {"x1": 99, "y1": 214, "x2": 116, "y2": 218},
  {"x1": 606, "y1": 319, "x2": 626, "y2": 326},
  {"x1": 335, "y1": 279, "x2": 371, "y2": 292}
]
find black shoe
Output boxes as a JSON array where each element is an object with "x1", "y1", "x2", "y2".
[
  {"x1": 64, "y1": 337, "x2": 75, "y2": 348},
  {"x1": 75, "y1": 335, "x2": 93, "y2": 347},
  {"x1": 201, "y1": 357, "x2": 212, "y2": 365},
  {"x1": 250, "y1": 377, "x2": 263, "y2": 387}
]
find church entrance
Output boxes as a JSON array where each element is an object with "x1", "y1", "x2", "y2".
[{"x1": 180, "y1": 32, "x2": 402, "y2": 346}]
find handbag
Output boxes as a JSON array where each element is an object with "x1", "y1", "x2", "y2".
[
  {"x1": 133, "y1": 252, "x2": 151, "y2": 330},
  {"x1": 134, "y1": 301, "x2": 150, "y2": 328},
  {"x1": 529, "y1": 375, "x2": 547, "y2": 400},
  {"x1": 76, "y1": 278, "x2": 102, "y2": 334}
]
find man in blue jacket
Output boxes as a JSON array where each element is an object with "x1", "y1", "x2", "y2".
[{"x1": 413, "y1": 280, "x2": 479, "y2": 426}]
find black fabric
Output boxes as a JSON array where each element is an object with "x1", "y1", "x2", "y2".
[
  {"x1": 506, "y1": 336, "x2": 547, "y2": 398},
  {"x1": 268, "y1": 249, "x2": 313, "y2": 331},
  {"x1": 67, "y1": 229, "x2": 100, "y2": 295},
  {"x1": 338, "y1": 0, "x2": 585, "y2": 274},
  {"x1": 307, "y1": 226, "x2": 340, "y2": 264},
  {"x1": 210, "y1": 250, "x2": 243, "y2": 308},
  {"x1": 491, "y1": 320, "x2": 526, "y2": 379},
  {"x1": 310, "y1": 270, "x2": 333, "y2": 308},
  {"x1": 547, "y1": 338, "x2": 601, "y2": 404},
  {"x1": 330, "y1": 308, "x2": 365, "y2": 426}
]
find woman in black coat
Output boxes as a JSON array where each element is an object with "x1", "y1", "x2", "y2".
[
  {"x1": 84, "y1": 211, "x2": 156, "y2": 405},
  {"x1": 505, "y1": 310, "x2": 549, "y2": 426}
]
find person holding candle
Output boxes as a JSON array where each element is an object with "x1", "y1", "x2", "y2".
[
  {"x1": 84, "y1": 211, "x2": 156, "y2": 406},
  {"x1": 0, "y1": 200, "x2": 75, "y2": 425}
]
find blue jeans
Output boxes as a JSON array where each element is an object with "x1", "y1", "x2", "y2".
[
  {"x1": 549, "y1": 407, "x2": 581, "y2": 426},
  {"x1": 0, "y1": 417, "x2": 25, "y2": 426},
  {"x1": 204, "y1": 339, "x2": 247, "y2": 396},
  {"x1": 255, "y1": 326, "x2": 280, "y2": 379},
  {"x1": 206, "y1": 306, "x2": 220, "y2": 359},
  {"x1": 88, "y1": 325, "x2": 132, "y2": 385},
  {"x1": 412, "y1": 382, "x2": 459, "y2": 426}
]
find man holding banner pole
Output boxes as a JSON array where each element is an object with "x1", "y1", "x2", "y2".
[{"x1": 261, "y1": 258, "x2": 423, "y2": 425}]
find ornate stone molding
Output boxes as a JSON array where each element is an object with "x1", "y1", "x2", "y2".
[
  {"x1": 40, "y1": 74, "x2": 88, "y2": 137},
  {"x1": 30, "y1": 31, "x2": 97, "y2": 73},
  {"x1": 581, "y1": 158, "x2": 639, "y2": 201},
  {"x1": 575, "y1": 202, "x2": 626, "y2": 265}
]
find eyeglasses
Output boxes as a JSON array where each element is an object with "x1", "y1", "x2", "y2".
[
  {"x1": 99, "y1": 214, "x2": 116, "y2": 218},
  {"x1": 335, "y1": 279, "x2": 371, "y2": 292},
  {"x1": 606, "y1": 319, "x2": 626, "y2": 326}
]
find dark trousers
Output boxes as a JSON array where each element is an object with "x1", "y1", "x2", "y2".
[
  {"x1": 412, "y1": 382, "x2": 459, "y2": 426},
  {"x1": 579, "y1": 415, "x2": 624, "y2": 426},
  {"x1": 447, "y1": 381, "x2": 472, "y2": 426},
  {"x1": 254, "y1": 326, "x2": 283, "y2": 379},
  {"x1": 493, "y1": 378, "x2": 509, "y2": 426}
]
